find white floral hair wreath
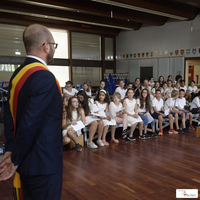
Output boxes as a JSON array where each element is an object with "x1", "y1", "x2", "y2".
[{"x1": 99, "y1": 89, "x2": 107, "y2": 94}]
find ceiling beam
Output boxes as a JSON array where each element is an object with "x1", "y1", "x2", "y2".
[
  {"x1": 9, "y1": 0, "x2": 168, "y2": 26},
  {"x1": 0, "y1": 12, "x2": 120, "y2": 36},
  {"x1": 92, "y1": 0, "x2": 200, "y2": 20},
  {"x1": 1, "y1": 0, "x2": 141, "y2": 30}
]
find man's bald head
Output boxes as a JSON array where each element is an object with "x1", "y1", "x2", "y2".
[{"x1": 23, "y1": 24, "x2": 52, "y2": 54}]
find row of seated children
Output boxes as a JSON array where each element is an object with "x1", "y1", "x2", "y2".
[
  {"x1": 115, "y1": 77, "x2": 198, "y2": 104},
  {"x1": 62, "y1": 88, "x2": 156, "y2": 151},
  {"x1": 62, "y1": 86, "x2": 198, "y2": 151}
]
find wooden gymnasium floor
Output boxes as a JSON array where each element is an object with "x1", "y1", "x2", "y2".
[{"x1": 1, "y1": 127, "x2": 200, "y2": 200}]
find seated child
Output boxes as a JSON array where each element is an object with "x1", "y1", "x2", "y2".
[
  {"x1": 180, "y1": 80, "x2": 190, "y2": 102},
  {"x1": 81, "y1": 82, "x2": 92, "y2": 98},
  {"x1": 166, "y1": 80, "x2": 174, "y2": 98},
  {"x1": 151, "y1": 89, "x2": 177, "y2": 135},
  {"x1": 161, "y1": 82, "x2": 170, "y2": 101},
  {"x1": 137, "y1": 88, "x2": 157, "y2": 138},
  {"x1": 188, "y1": 80, "x2": 198, "y2": 101},
  {"x1": 175, "y1": 89, "x2": 195, "y2": 130},
  {"x1": 62, "y1": 97, "x2": 70, "y2": 145},
  {"x1": 77, "y1": 90, "x2": 103, "y2": 149},
  {"x1": 115, "y1": 80, "x2": 127, "y2": 100},
  {"x1": 190, "y1": 91, "x2": 200, "y2": 126},
  {"x1": 95, "y1": 90, "x2": 117, "y2": 145},
  {"x1": 63, "y1": 81, "x2": 78, "y2": 98},
  {"x1": 164, "y1": 90, "x2": 185, "y2": 133},
  {"x1": 142, "y1": 79, "x2": 152, "y2": 95},
  {"x1": 109, "y1": 92, "x2": 130, "y2": 141},
  {"x1": 62, "y1": 97, "x2": 85, "y2": 151},
  {"x1": 123, "y1": 88, "x2": 143, "y2": 141},
  {"x1": 151, "y1": 82, "x2": 163, "y2": 97},
  {"x1": 127, "y1": 82, "x2": 133, "y2": 89},
  {"x1": 148, "y1": 76, "x2": 155, "y2": 89},
  {"x1": 174, "y1": 82, "x2": 180, "y2": 91},
  {"x1": 96, "y1": 80, "x2": 109, "y2": 95}
]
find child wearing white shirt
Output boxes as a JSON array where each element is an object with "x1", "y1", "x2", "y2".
[
  {"x1": 166, "y1": 80, "x2": 174, "y2": 98},
  {"x1": 151, "y1": 82, "x2": 163, "y2": 97},
  {"x1": 151, "y1": 89, "x2": 176, "y2": 135},
  {"x1": 115, "y1": 80, "x2": 127, "y2": 100},
  {"x1": 188, "y1": 80, "x2": 198, "y2": 101},
  {"x1": 63, "y1": 81, "x2": 78, "y2": 98},
  {"x1": 149, "y1": 77, "x2": 155, "y2": 89},
  {"x1": 109, "y1": 92, "x2": 130, "y2": 143},
  {"x1": 190, "y1": 91, "x2": 200, "y2": 126},
  {"x1": 175, "y1": 89, "x2": 195, "y2": 130},
  {"x1": 180, "y1": 80, "x2": 190, "y2": 102},
  {"x1": 164, "y1": 90, "x2": 185, "y2": 133}
]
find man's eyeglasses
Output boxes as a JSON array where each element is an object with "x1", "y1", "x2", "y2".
[{"x1": 41, "y1": 42, "x2": 58, "y2": 49}]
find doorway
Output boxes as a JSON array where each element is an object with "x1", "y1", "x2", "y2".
[{"x1": 140, "y1": 66, "x2": 153, "y2": 83}]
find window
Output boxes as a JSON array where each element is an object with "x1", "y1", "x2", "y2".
[
  {"x1": 72, "y1": 32, "x2": 101, "y2": 60},
  {"x1": 105, "y1": 37, "x2": 114, "y2": 60},
  {"x1": 49, "y1": 28, "x2": 68, "y2": 59},
  {"x1": 48, "y1": 66, "x2": 69, "y2": 87},
  {"x1": 0, "y1": 64, "x2": 20, "y2": 82},
  {"x1": 0, "y1": 23, "x2": 26, "y2": 56},
  {"x1": 72, "y1": 67, "x2": 102, "y2": 86}
]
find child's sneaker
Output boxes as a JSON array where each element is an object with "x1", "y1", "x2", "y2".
[
  {"x1": 189, "y1": 125, "x2": 195, "y2": 130},
  {"x1": 168, "y1": 129, "x2": 178, "y2": 134},
  {"x1": 97, "y1": 140, "x2": 105, "y2": 147},
  {"x1": 176, "y1": 129, "x2": 184, "y2": 134},
  {"x1": 122, "y1": 129, "x2": 131, "y2": 136},
  {"x1": 144, "y1": 133, "x2": 150, "y2": 139},
  {"x1": 158, "y1": 130, "x2": 163, "y2": 136},
  {"x1": 129, "y1": 136, "x2": 136, "y2": 141},
  {"x1": 122, "y1": 136, "x2": 131, "y2": 143},
  {"x1": 139, "y1": 135, "x2": 145, "y2": 139},
  {"x1": 182, "y1": 128, "x2": 191, "y2": 132},
  {"x1": 152, "y1": 132, "x2": 158, "y2": 138},
  {"x1": 76, "y1": 143, "x2": 82, "y2": 151},
  {"x1": 87, "y1": 141, "x2": 98, "y2": 149}
]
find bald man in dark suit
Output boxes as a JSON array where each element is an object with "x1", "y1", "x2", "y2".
[{"x1": 0, "y1": 24, "x2": 63, "y2": 200}]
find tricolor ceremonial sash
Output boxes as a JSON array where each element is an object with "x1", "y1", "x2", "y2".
[
  {"x1": 10, "y1": 62, "x2": 62, "y2": 200},
  {"x1": 9, "y1": 62, "x2": 62, "y2": 136}
]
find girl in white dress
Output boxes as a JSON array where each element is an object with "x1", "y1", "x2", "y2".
[
  {"x1": 62, "y1": 97, "x2": 85, "y2": 151},
  {"x1": 109, "y1": 92, "x2": 130, "y2": 141},
  {"x1": 95, "y1": 90, "x2": 116, "y2": 145},
  {"x1": 77, "y1": 90, "x2": 104, "y2": 149},
  {"x1": 123, "y1": 88, "x2": 143, "y2": 141}
]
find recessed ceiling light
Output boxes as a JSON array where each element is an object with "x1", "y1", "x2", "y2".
[{"x1": 15, "y1": 51, "x2": 21, "y2": 55}]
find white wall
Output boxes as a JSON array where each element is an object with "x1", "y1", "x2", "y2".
[{"x1": 116, "y1": 14, "x2": 200, "y2": 81}]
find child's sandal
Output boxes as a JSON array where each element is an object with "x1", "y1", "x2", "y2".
[
  {"x1": 102, "y1": 140, "x2": 109, "y2": 146},
  {"x1": 111, "y1": 138, "x2": 119, "y2": 143}
]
